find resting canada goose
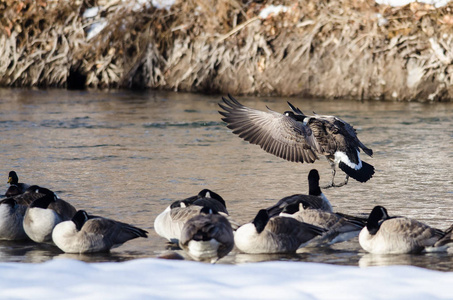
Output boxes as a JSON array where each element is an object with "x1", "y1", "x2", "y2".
[
  {"x1": 359, "y1": 206, "x2": 453, "y2": 254},
  {"x1": 5, "y1": 171, "x2": 30, "y2": 197},
  {"x1": 266, "y1": 169, "x2": 332, "y2": 217},
  {"x1": 52, "y1": 210, "x2": 148, "y2": 253},
  {"x1": 280, "y1": 202, "x2": 365, "y2": 246},
  {"x1": 179, "y1": 207, "x2": 234, "y2": 263},
  {"x1": 23, "y1": 186, "x2": 77, "y2": 244},
  {"x1": 219, "y1": 95, "x2": 374, "y2": 188},
  {"x1": 0, "y1": 198, "x2": 28, "y2": 240},
  {"x1": 234, "y1": 209, "x2": 325, "y2": 254},
  {"x1": 154, "y1": 189, "x2": 231, "y2": 244}
]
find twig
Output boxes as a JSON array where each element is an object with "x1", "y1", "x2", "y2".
[{"x1": 215, "y1": 16, "x2": 260, "y2": 43}]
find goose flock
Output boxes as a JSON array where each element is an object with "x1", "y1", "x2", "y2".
[
  {"x1": 0, "y1": 172, "x2": 148, "y2": 253},
  {"x1": 152, "y1": 95, "x2": 452, "y2": 262},
  {"x1": 2, "y1": 95, "x2": 452, "y2": 263}
]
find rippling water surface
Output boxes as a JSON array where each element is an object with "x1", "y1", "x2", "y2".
[{"x1": 0, "y1": 89, "x2": 452, "y2": 270}]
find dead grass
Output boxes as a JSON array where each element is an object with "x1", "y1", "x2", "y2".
[{"x1": 1, "y1": 0, "x2": 453, "y2": 101}]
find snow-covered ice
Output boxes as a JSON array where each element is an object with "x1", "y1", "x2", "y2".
[{"x1": 0, "y1": 258, "x2": 451, "y2": 299}]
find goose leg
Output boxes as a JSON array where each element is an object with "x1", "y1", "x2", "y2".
[
  {"x1": 321, "y1": 168, "x2": 337, "y2": 189},
  {"x1": 332, "y1": 175, "x2": 349, "y2": 188},
  {"x1": 322, "y1": 169, "x2": 349, "y2": 189}
]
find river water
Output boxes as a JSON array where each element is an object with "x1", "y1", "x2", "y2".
[{"x1": 0, "y1": 88, "x2": 452, "y2": 270}]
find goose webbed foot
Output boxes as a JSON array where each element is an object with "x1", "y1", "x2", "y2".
[{"x1": 322, "y1": 175, "x2": 349, "y2": 189}]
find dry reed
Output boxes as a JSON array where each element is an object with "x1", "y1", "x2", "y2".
[{"x1": 1, "y1": 0, "x2": 453, "y2": 101}]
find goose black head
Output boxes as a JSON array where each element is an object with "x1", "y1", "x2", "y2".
[
  {"x1": 284, "y1": 111, "x2": 306, "y2": 122},
  {"x1": 29, "y1": 187, "x2": 58, "y2": 209},
  {"x1": 287, "y1": 101, "x2": 305, "y2": 116},
  {"x1": 72, "y1": 210, "x2": 90, "y2": 231},
  {"x1": 170, "y1": 199, "x2": 191, "y2": 209},
  {"x1": 281, "y1": 201, "x2": 309, "y2": 215},
  {"x1": 308, "y1": 169, "x2": 322, "y2": 197},
  {"x1": 367, "y1": 206, "x2": 390, "y2": 235},
  {"x1": 253, "y1": 209, "x2": 270, "y2": 234},
  {"x1": 24, "y1": 185, "x2": 40, "y2": 194},
  {"x1": 197, "y1": 189, "x2": 226, "y2": 209},
  {"x1": 7, "y1": 171, "x2": 19, "y2": 185},
  {"x1": 200, "y1": 206, "x2": 219, "y2": 215}
]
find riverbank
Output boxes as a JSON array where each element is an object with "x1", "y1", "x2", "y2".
[{"x1": 1, "y1": 0, "x2": 453, "y2": 101}]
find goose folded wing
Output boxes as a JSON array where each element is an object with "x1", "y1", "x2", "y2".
[{"x1": 381, "y1": 218, "x2": 443, "y2": 247}]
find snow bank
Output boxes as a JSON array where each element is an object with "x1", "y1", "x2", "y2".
[{"x1": 0, "y1": 258, "x2": 451, "y2": 299}]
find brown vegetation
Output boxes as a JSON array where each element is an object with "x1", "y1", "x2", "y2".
[{"x1": 1, "y1": 0, "x2": 453, "y2": 101}]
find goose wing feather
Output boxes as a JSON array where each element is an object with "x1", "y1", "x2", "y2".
[
  {"x1": 219, "y1": 95, "x2": 320, "y2": 163},
  {"x1": 381, "y1": 217, "x2": 444, "y2": 247},
  {"x1": 82, "y1": 217, "x2": 148, "y2": 247}
]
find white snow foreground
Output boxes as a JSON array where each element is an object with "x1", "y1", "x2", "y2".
[{"x1": 0, "y1": 258, "x2": 452, "y2": 299}]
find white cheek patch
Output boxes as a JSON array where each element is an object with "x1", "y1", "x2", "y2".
[
  {"x1": 205, "y1": 191, "x2": 211, "y2": 199},
  {"x1": 334, "y1": 150, "x2": 362, "y2": 170}
]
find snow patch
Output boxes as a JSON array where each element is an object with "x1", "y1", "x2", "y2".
[
  {"x1": 0, "y1": 259, "x2": 452, "y2": 299},
  {"x1": 259, "y1": 5, "x2": 289, "y2": 19}
]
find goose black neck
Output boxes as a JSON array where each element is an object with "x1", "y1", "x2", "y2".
[
  {"x1": 30, "y1": 194, "x2": 56, "y2": 209},
  {"x1": 367, "y1": 206, "x2": 388, "y2": 235},
  {"x1": 253, "y1": 209, "x2": 270, "y2": 234},
  {"x1": 308, "y1": 170, "x2": 321, "y2": 196},
  {"x1": 72, "y1": 210, "x2": 89, "y2": 231}
]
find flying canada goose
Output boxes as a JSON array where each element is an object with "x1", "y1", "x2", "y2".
[
  {"x1": 280, "y1": 202, "x2": 366, "y2": 246},
  {"x1": 359, "y1": 206, "x2": 453, "y2": 254},
  {"x1": 5, "y1": 171, "x2": 30, "y2": 197},
  {"x1": 266, "y1": 169, "x2": 332, "y2": 217},
  {"x1": 52, "y1": 210, "x2": 148, "y2": 253},
  {"x1": 179, "y1": 207, "x2": 234, "y2": 263},
  {"x1": 154, "y1": 189, "x2": 232, "y2": 244},
  {"x1": 0, "y1": 198, "x2": 28, "y2": 240},
  {"x1": 234, "y1": 209, "x2": 325, "y2": 254},
  {"x1": 218, "y1": 95, "x2": 375, "y2": 188},
  {"x1": 23, "y1": 186, "x2": 77, "y2": 244}
]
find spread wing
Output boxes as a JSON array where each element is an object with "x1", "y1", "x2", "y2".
[{"x1": 219, "y1": 95, "x2": 320, "y2": 163}]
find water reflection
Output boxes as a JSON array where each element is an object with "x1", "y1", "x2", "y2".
[
  {"x1": 359, "y1": 252, "x2": 453, "y2": 272},
  {"x1": 0, "y1": 88, "x2": 452, "y2": 271}
]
